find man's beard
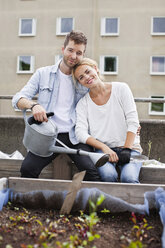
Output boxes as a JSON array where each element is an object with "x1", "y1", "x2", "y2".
[{"x1": 63, "y1": 56, "x2": 76, "y2": 68}]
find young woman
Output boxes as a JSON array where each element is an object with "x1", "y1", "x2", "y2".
[{"x1": 72, "y1": 58, "x2": 143, "y2": 183}]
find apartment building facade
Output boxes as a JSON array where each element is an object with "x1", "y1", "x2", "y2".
[{"x1": 0, "y1": 0, "x2": 165, "y2": 119}]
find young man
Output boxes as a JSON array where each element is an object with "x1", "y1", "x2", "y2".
[{"x1": 12, "y1": 30, "x2": 101, "y2": 181}]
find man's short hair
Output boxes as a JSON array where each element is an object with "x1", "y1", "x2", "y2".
[{"x1": 64, "y1": 30, "x2": 87, "y2": 49}]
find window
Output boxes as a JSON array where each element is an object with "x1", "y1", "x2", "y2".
[
  {"x1": 151, "y1": 17, "x2": 165, "y2": 35},
  {"x1": 100, "y1": 56, "x2": 118, "y2": 75},
  {"x1": 149, "y1": 96, "x2": 165, "y2": 115},
  {"x1": 150, "y1": 56, "x2": 165, "y2": 75},
  {"x1": 17, "y1": 56, "x2": 34, "y2": 74},
  {"x1": 101, "y1": 17, "x2": 119, "y2": 36},
  {"x1": 19, "y1": 18, "x2": 36, "y2": 36},
  {"x1": 56, "y1": 17, "x2": 74, "y2": 35}
]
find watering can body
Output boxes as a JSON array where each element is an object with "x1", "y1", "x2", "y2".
[{"x1": 23, "y1": 113, "x2": 58, "y2": 157}]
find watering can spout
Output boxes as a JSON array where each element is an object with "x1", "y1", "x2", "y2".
[
  {"x1": 90, "y1": 153, "x2": 110, "y2": 168},
  {"x1": 50, "y1": 146, "x2": 109, "y2": 168}
]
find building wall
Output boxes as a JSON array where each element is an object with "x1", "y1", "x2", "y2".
[{"x1": 0, "y1": 0, "x2": 164, "y2": 119}]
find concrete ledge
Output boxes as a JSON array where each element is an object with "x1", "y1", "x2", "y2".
[
  {"x1": 139, "y1": 166, "x2": 165, "y2": 184},
  {"x1": 0, "y1": 159, "x2": 54, "y2": 179},
  {"x1": 140, "y1": 120, "x2": 165, "y2": 162},
  {"x1": 0, "y1": 117, "x2": 26, "y2": 156},
  {"x1": 0, "y1": 117, "x2": 164, "y2": 162},
  {"x1": 0, "y1": 117, "x2": 165, "y2": 181},
  {"x1": 0, "y1": 155, "x2": 74, "y2": 180}
]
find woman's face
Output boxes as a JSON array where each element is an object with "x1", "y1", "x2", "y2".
[{"x1": 74, "y1": 64, "x2": 99, "y2": 88}]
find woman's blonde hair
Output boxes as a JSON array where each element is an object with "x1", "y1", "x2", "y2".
[{"x1": 72, "y1": 58, "x2": 103, "y2": 87}]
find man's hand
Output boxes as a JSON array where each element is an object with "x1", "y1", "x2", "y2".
[
  {"x1": 137, "y1": 126, "x2": 141, "y2": 136},
  {"x1": 32, "y1": 104, "x2": 48, "y2": 122},
  {"x1": 117, "y1": 148, "x2": 131, "y2": 166},
  {"x1": 17, "y1": 98, "x2": 48, "y2": 123}
]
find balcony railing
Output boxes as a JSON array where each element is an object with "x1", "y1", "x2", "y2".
[
  {"x1": 0, "y1": 95, "x2": 37, "y2": 100},
  {"x1": 0, "y1": 95, "x2": 165, "y2": 103}
]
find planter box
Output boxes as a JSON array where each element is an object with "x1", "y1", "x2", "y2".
[{"x1": 0, "y1": 176, "x2": 164, "y2": 205}]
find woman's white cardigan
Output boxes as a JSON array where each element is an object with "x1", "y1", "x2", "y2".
[{"x1": 75, "y1": 82, "x2": 141, "y2": 151}]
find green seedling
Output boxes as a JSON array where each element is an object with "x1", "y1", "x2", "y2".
[
  {"x1": 100, "y1": 208, "x2": 110, "y2": 214},
  {"x1": 126, "y1": 240, "x2": 144, "y2": 248},
  {"x1": 147, "y1": 140, "x2": 152, "y2": 159}
]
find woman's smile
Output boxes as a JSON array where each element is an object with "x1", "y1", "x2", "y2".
[
  {"x1": 86, "y1": 77, "x2": 94, "y2": 84},
  {"x1": 75, "y1": 64, "x2": 99, "y2": 87}
]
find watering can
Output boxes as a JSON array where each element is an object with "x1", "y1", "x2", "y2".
[{"x1": 23, "y1": 112, "x2": 109, "y2": 168}]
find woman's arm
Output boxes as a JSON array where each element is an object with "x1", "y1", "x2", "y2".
[
  {"x1": 120, "y1": 83, "x2": 139, "y2": 135},
  {"x1": 86, "y1": 136, "x2": 119, "y2": 163},
  {"x1": 123, "y1": 131, "x2": 136, "y2": 149}
]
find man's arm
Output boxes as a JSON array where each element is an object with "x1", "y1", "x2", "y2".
[
  {"x1": 17, "y1": 97, "x2": 48, "y2": 122},
  {"x1": 13, "y1": 68, "x2": 48, "y2": 122},
  {"x1": 17, "y1": 97, "x2": 37, "y2": 110},
  {"x1": 12, "y1": 68, "x2": 40, "y2": 109}
]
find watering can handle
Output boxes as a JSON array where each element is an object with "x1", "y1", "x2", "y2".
[
  {"x1": 24, "y1": 111, "x2": 54, "y2": 125},
  {"x1": 29, "y1": 112, "x2": 54, "y2": 125},
  {"x1": 23, "y1": 109, "x2": 27, "y2": 124}
]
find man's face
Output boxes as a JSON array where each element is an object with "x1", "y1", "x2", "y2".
[{"x1": 62, "y1": 40, "x2": 85, "y2": 68}]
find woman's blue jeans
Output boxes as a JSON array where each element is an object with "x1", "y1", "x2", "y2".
[{"x1": 96, "y1": 148, "x2": 142, "y2": 183}]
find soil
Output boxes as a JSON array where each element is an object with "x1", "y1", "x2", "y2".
[{"x1": 0, "y1": 203, "x2": 162, "y2": 248}]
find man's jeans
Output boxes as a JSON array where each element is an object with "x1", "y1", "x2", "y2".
[{"x1": 96, "y1": 148, "x2": 142, "y2": 183}]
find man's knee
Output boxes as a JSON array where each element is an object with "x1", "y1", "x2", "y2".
[
  {"x1": 20, "y1": 159, "x2": 38, "y2": 178},
  {"x1": 81, "y1": 168, "x2": 101, "y2": 181}
]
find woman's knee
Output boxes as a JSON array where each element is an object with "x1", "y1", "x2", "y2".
[
  {"x1": 100, "y1": 173, "x2": 118, "y2": 182},
  {"x1": 98, "y1": 164, "x2": 118, "y2": 182},
  {"x1": 120, "y1": 161, "x2": 142, "y2": 183},
  {"x1": 120, "y1": 173, "x2": 139, "y2": 183}
]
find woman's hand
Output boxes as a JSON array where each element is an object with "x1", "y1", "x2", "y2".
[
  {"x1": 86, "y1": 137, "x2": 118, "y2": 163},
  {"x1": 101, "y1": 145, "x2": 119, "y2": 163}
]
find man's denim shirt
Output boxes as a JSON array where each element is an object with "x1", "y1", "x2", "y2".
[{"x1": 12, "y1": 60, "x2": 88, "y2": 144}]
